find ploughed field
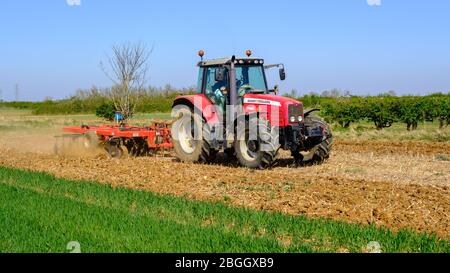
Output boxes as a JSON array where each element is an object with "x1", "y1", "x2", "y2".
[{"x1": 0, "y1": 109, "x2": 449, "y2": 239}]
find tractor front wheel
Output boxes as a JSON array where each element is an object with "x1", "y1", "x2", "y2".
[{"x1": 234, "y1": 117, "x2": 279, "y2": 169}]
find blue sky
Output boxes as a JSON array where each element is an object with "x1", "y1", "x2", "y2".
[{"x1": 0, "y1": 0, "x2": 449, "y2": 101}]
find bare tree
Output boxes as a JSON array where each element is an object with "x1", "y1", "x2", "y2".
[{"x1": 101, "y1": 42, "x2": 151, "y2": 122}]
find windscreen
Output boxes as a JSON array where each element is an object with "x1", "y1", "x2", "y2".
[{"x1": 235, "y1": 65, "x2": 267, "y2": 93}]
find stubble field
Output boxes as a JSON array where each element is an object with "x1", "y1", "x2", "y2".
[{"x1": 0, "y1": 108, "x2": 449, "y2": 242}]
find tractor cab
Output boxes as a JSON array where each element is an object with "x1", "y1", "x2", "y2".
[{"x1": 196, "y1": 50, "x2": 286, "y2": 114}]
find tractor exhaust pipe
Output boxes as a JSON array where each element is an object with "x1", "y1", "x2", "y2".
[
  {"x1": 229, "y1": 55, "x2": 237, "y2": 109},
  {"x1": 226, "y1": 55, "x2": 238, "y2": 145}
]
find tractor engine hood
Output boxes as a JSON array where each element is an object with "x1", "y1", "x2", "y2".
[
  {"x1": 242, "y1": 94, "x2": 304, "y2": 127},
  {"x1": 243, "y1": 94, "x2": 300, "y2": 106}
]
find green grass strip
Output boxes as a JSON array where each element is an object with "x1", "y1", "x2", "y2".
[{"x1": 0, "y1": 166, "x2": 448, "y2": 253}]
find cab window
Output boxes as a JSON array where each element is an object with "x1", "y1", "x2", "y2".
[
  {"x1": 196, "y1": 67, "x2": 204, "y2": 93},
  {"x1": 204, "y1": 67, "x2": 227, "y2": 110}
]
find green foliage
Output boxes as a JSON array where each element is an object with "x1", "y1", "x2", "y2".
[
  {"x1": 0, "y1": 101, "x2": 44, "y2": 109},
  {"x1": 0, "y1": 85, "x2": 194, "y2": 116},
  {"x1": 424, "y1": 95, "x2": 450, "y2": 128},
  {"x1": 396, "y1": 97, "x2": 425, "y2": 130},
  {"x1": 95, "y1": 103, "x2": 116, "y2": 121},
  {"x1": 322, "y1": 98, "x2": 364, "y2": 128},
  {"x1": 0, "y1": 166, "x2": 448, "y2": 253},
  {"x1": 296, "y1": 93, "x2": 450, "y2": 131},
  {"x1": 136, "y1": 93, "x2": 180, "y2": 113},
  {"x1": 1, "y1": 87, "x2": 449, "y2": 132},
  {"x1": 31, "y1": 96, "x2": 110, "y2": 115},
  {"x1": 364, "y1": 96, "x2": 398, "y2": 130}
]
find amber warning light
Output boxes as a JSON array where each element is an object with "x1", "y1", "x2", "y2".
[{"x1": 198, "y1": 50, "x2": 205, "y2": 60}]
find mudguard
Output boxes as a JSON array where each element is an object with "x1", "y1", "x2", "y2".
[{"x1": 172, "y1": 94, "x2": 221, "y2": 125}]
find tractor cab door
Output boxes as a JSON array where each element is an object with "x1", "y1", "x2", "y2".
[{"x1": 203, "y1": 66, "x2": 228, "y2": 116}]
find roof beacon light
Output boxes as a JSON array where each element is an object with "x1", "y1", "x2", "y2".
[
  {"x1": 246, "y1": 50, "x2": 252, "y2": 57},
  {"x1": 198, "y1": 50, "x2": 205, "y2": 61}
]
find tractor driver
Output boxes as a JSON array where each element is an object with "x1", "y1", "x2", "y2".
[{"x1": 205, "y1": 71, "x2": 227, "y2": 114}]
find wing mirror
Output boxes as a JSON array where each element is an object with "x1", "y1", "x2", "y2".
[
  {"x1": 279, "y1": 67, "x2": 286, "y2": 81},
  {"x1": 215, "y1": 67, "x2": 225, "y2": 82},
  {"x1": 269, "y1": 85, "x2": 279, "y2": 95}
]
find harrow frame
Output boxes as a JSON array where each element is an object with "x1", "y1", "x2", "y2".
[{"x1": 61, "y1": 122, "x2": 173, "y2": 158}]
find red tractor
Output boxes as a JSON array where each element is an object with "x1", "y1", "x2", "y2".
[{"x1": 171, "y1": 50, "x2": 333, "y2": 168}]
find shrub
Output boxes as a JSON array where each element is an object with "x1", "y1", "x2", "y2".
[
  {"x1": 396, "y1": 97, "x2": 424, "y2": 130},
  {"x1": 363, "y1": 97, "x2": 398, "y2": 130},
  {"x1": 95, "y1": 103, "x2": 116, "y2": 121},
  {"x1": 322, "y1": 98, "x2": 364, "y2": 128}
]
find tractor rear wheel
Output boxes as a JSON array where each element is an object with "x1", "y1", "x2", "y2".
[
  {"x1": 304, "y1": 114, "x2": 333, "y2": 164},
  {"x1": 234, "y1": 117, "x2": 279, "y2": 169},
  {"x1": 171, "y1": 105, "x2": 217, "y2": 163}
]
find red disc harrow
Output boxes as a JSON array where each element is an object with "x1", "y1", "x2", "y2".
[{"x1": 61, "y1": 122, "x2": 173, "y2": 158}]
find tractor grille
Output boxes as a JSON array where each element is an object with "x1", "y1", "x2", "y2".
[{"x1": 288, "y1": 104, "x2": 303, "y2": 123}]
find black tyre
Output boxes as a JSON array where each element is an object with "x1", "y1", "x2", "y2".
[
  {"x1": 224, "y1": 147, "x2": 236, "y2": 160},
  {"x1": 171, "y1": 105, "x2": 217, "y2": 163},
  {"x1": 304, "y1": 114, "x2": 333, "y2": 163},
  {"x1": 234, "y1": 117, "x2": 279, "y2": 169},
  {"x1": 291, "y1": 148, "x2": 304, "y2": 164}
]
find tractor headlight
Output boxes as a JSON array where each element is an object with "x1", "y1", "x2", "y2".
[{"x1": 288, "y1": 104, "x2": 303, "y2": 123}]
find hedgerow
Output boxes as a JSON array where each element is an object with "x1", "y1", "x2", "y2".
[
  {"x1": 319, "y1": 94, "x2": 450, "y2": 130},
  {"x1": 1, "y1": 87, "x2": 448, "y2": 130}
]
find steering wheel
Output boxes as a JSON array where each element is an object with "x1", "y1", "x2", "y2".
[{"x1": 238, "y1": 84, "x2": 256, "y2": 96}]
